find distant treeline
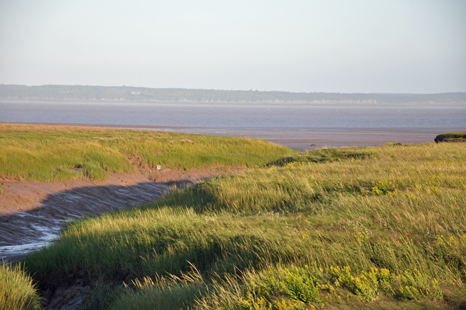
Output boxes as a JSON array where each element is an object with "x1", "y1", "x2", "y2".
[{"x1": 1, "y1": 84, "x2": 465, "y2": 104}]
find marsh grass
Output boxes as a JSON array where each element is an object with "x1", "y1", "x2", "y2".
[
  {"x1": 20, "y1": 142, "x2": 466, "y2": 309},
  {"x1": 0, "y1": 124, "x2": 293, "y2": 181},
  {"x1": 0, "y1": 262, "x2": 41, "y2": 310},
  {"x1": 109, "y1": 265, "x2": 209, "y2": 310}
]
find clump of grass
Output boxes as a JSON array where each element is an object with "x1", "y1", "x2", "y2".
[
  {"x1": 0, "y1": 124, "x2": 293, "y2": 181},
  {"x1": 0, "y1": 261, "x2": 41, "y2": 310},
  {"x1": 22, "y1": 142, "x2": 466, "y2": 309},
  {"x1": 78, "y1": 158, "x2": 109, "y2": 180},
  {"x1": 109, "y1": 265, "x2": 208, "y2": 310},
  {"x1": 434, "y1": 131, "x2": 466, "y2": 143},
  {"x1": 268, "y1": 147, "x2": 375, "y2": 166}
]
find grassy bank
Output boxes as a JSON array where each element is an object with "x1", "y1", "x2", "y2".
[
  {"x1": 0, "y1": 124, "x2": 293, "y2": 182},
  {"x1": 20, "y1": 142, "x2": 466, "y2": 309},
  {"x1": 435, "y1": 131, "x2": 466, "y2": 143}
]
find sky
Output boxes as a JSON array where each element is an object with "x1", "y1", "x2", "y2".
[{"x1": 0, "y1": 0, "x2": 465, "y2": 93}]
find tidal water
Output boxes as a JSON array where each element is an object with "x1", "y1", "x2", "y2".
[{"x1": 1, "y1": 100, "x2": 465, "y2": 150}]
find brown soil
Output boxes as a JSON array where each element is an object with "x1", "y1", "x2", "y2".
[{"x1": 0, "y1": 173, "x2": 155, "y2": 216}]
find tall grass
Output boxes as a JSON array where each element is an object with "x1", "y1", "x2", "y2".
[
  {"x1": 0, "y1": 262, "x2": 41, "y2": 310},
  {"x1": 109, "y1": 266, "x2": 208, "y2": 310},
  {"x1": 22, "y1": 142, "x2": 466, "y2": 309},
  {"x1": 0, "y1": 124, "x2": 293, "y2": 181}
]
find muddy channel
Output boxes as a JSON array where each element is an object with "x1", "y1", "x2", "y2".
[
  {"x1": 0, "y1": 173, "x2": 172, "y2": 261},
  {"x1": 0, "y1": 166, "x2": 233, "y2": 262}
]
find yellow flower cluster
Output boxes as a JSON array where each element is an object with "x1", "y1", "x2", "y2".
[
  {"x1": 233, "y1": 264, "x2": 445, "y2": 309},
  {"x1": 327, "y1": 266, "x2": 379, "y2": 301}
]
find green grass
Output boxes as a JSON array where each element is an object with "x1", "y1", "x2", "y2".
[
  {"x1": 434, "y1": 131, "x2": 466, "y2": 143},
  {"x1": 0, "y1": 262, "x2": 41, "y2": 310},
  {"x1": 0, "y1": 124, "x2": 293, "y2": 181},
  {"x1": 19, "y1": 142, "x2": 466, "y2": 309},
  {"x1": 109, "y1": 269, "x2": 208, "y2": 310}
]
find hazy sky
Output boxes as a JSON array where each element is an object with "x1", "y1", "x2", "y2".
[{"x1": 1, "y1": 0, "x2": 465, "y2": 93}]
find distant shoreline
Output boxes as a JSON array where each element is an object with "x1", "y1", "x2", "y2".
[{"x1": 1, "y1": 84, "x2": 465, "y2": 105}]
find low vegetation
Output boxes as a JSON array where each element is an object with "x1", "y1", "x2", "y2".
[
  {"x1": 0, "y1": 124, "x2": 293, "y2": 182},
  {"x1": 14, "y1": 142, "x2": 464, "y2": 309},
  {"x1": 435, "y1": 131, "x2": 466, "y2": 143}
]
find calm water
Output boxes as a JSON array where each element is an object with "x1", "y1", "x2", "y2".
[{"x1": 1, "y1": 100, "x2": 465, "y2": 150}]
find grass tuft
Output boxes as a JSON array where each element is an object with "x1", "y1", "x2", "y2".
[{"x1": 0, "y1": 262, "x2": 41, "y2": 310}]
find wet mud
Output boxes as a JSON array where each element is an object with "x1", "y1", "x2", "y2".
[{"x1": 0, "y1": 174, "x2": 169, "y2": 262}]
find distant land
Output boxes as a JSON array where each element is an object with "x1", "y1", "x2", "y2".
[{"x1": 1, "y1": 84, "x2": 465, "y2": 104}]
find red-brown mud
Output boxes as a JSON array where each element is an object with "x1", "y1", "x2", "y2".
[{"x1": 0, "y1": 174, "x2": 167, "y2": 261}]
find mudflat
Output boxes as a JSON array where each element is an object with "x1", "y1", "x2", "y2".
[
  {"x1": 0, "y1": 173, "x2": 160, "y2": 215},
  {"x1": 0, "y1": 173, "x2": 165, "y2": 260}
]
